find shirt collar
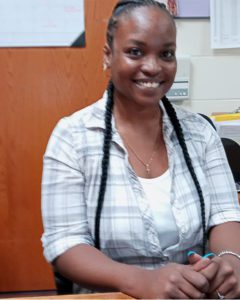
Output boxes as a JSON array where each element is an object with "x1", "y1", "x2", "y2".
[
  {"x1": 84, "y1": 92, "x2": 183, "y2": 138},
  {"x1": 84, "y1": 92, "x2": 113, "y2": 130}
]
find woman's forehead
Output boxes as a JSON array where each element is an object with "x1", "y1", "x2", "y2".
[{"x1": 113, "y1": 6, "x2": 176, "y2": 43}]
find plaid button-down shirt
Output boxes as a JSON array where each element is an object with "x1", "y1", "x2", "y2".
[{"x1": 41, "y1": 94, "x2": 240, "y2": 270}]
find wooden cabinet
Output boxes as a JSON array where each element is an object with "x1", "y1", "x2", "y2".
[{"x1": 0, "y1": 0, "x2": 117, "y2": 292}]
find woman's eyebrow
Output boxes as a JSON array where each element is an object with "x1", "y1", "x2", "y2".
[
  {"x1": 126, "y1": 39, "x2": 146, "y2": 46},
  {"x1": 163, "y1": 42, "x2": 176, "y2": 47},
  {"x1": 126, "y1": 39, "x2": 176, "y2": 48}
]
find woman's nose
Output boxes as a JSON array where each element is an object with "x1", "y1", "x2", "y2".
[{"x1": 141, "y1": 56, "x2": 162, "y2": 76}]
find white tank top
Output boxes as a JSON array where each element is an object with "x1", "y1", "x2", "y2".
[{"x1": 138, "y1": 170, "x2": 179, "y2": 250}]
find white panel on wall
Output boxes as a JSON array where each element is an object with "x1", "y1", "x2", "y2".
[
  {"x1": 173, "y1": 18, "x2": 240, "y2": 118},
  {"x1": 176, "y1": 20, "x2": 212, "y2": 56},
  {"x1": 176, "y1": 20, "x2": 240, "y2": 57},
  {"x1": 190, "y1": 56, "x2": 240, "y2": 100},
  {"x1": 181, "y1": 99, "x2": 240, "y2": 115}
]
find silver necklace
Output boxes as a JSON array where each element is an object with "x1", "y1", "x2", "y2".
[{"x1": 120, "y1": 128, "x2": 160, "y2": 176}]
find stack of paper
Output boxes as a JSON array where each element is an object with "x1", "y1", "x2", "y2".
[
  {"x1": 211, "y1": 114, "x2": 240, "y2": 144},
  {"x1": 211, "y1": 113, "x2": 240, "y2": 122}
]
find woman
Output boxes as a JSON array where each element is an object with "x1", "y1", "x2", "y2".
[{"x1": 41, "y1": 0, "x2": 240, "y2": 298}]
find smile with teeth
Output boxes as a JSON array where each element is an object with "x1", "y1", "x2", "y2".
[{"x1": 135, "y1": 80, "x2": 161, "y2": 88}]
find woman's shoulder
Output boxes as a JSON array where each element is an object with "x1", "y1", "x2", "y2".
[
  {"x1": 171, "y1": 104, "x2": 220, "y2": 145},
  {"x1": 173, "y1": 104, "x2": 203, "y2": 121},
  {"x1": 173, "y1": 104, "x2": 215, "y2": 131},
  {"x1": 67, "y1": 96, "x2": 106, "y2": 125},
  {"x1": 54, "y1": 95, "x2": 107, "y2": 133},
  {"x1": 45, "y1": 95, "x2": 107, "y2": 157}
]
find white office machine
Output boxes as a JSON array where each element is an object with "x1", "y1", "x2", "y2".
[{"x1": 167, "y1": 56, "x2": 191, "y2": 101}]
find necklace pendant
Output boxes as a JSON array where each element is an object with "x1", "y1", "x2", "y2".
[{"x1": 146, "y1": 164, "x2": 150, "y2": 174}]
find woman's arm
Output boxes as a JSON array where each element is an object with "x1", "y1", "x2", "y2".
[
  {"x1": 209, "y1": 221, "x2": 240, "y2": 255},
  {"x1": 54, "y1": 243, "x2": 210, "y2": 299},
  {"x1": 200, "y1": 222, "x2": 240, "y2": 298},
  {"x1": 188, "y1": 222, "x2": 240, "y2": 298},
  {"x1": 54, "y1": 244, "x2": 144, "y2": 293},
  {"x1": 209, "y1": 222, "x2": 240, "y2": 284}
]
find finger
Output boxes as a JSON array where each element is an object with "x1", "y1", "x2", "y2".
[
  {"x1": 164, "y1": 278, "x2": 190, "y2": 299},
  {"x1": 207, "y1": 257, "x2": 234, "y2": 293},
  {"x1": 183, "y1": 268, "x2": 209, "y2": 293},
  {"x1": 208, "y1": 272, "x2": 236, "y2": 296},
  {"x1": 179, "y1": 277, "x2": 206, "y2": 299},
  {"x1": 187, "y1": 252, "x2": 212, "y2": 272},
  {"x1": 188, "y1": 251, "x2": 215, "y2": 272},
  {"x1": 209, "y1": 284, "x2": 238, "y2": 300},
  {"x1": 216, "y1": 275, "x2": 238, "y2": 297},
  {"x1": 200, "y1": 259, "x2": 219, "y2": 281},
  {"x1": 217, "y1": 287, "x2": 240, "y2": 300},
  {"x1": 192, "y1": 258, "x2": 212, "y2": 272},
  {"x1": 172, "y1": 289, "x2": 190, "y2": 299},
  {"x1": 187, "y1": 252, "x2": 202, "y2": 264},
  {"x1": 207, "y1": 290, "x2": 224, "y2": 299}
]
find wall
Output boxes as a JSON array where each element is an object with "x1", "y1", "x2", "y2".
[{"x1": 175, "y1": 19, "x2": 240, "y2": 115}]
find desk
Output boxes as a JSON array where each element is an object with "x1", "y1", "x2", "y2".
[{"x1": 9, "y1": 292, "x2": 132, "y2": 300}]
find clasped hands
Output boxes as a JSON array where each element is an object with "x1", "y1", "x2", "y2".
[
  {"x1": 186, "y1": 251, "x2": 239, "y2": 299},
  {"x1": 134, "y1": 251, "x2": 240, "y2": 299}
]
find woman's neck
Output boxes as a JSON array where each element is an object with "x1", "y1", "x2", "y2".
[{"x1": 113, "y1": 97, "x2": 163, "y2": 132}]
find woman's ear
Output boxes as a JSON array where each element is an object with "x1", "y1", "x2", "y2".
[{"x1": 103, "y1": 43, "x2": 112, "y2": 70}]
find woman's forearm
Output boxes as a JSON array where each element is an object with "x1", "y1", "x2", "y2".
[
  {"x1": 54, "y1": 244, "x2": 211, "y2": 299},
  {"x1": 209, "y1": 221, "x2": 240, "y2": 272},
  {"x1": 54, "y1": 244, "x2": 144, "y2": 294},
  {"x1": 209, "y1": 221, "x2": 240, "y2": 254}
]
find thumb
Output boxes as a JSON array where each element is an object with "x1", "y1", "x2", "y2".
[
  {"x1": 187, "y1": 251, "x2": 202, "y2": 265},
  {"x1": 188, "y1": 251, "x2": 213, "y2": 272}
]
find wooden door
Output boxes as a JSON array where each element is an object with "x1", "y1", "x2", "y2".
[{"x1": 0, "y1": 0, "x2": 117, "y2": 292}]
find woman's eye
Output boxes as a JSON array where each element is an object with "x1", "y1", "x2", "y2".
[
  {"x1": 162, "y1": 50, "x2": 175, "y2": 60},
  {"x1": 128, "y1": 48, "x2": 143, "y2": 57}
]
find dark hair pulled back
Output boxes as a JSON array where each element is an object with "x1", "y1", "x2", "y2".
[
  {"x1": 95, "y1": 0, "x2": 206, "y2": 255},
  {"x1": 106, "y1": 0, "x2": 172, "y2": 47}
]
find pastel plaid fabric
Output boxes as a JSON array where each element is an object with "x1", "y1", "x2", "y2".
[{"x1": 41, "y1": 94, "x2": 240, "y2": 268}]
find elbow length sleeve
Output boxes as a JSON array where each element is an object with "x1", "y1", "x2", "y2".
[
  {"x1": 41, "y1": 118, "x2": 94, "y2": 263},
  {"x1": 205, "y1": 130, "x2": 240, "y2": 228}
]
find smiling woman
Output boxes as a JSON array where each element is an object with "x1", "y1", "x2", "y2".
[
  {"x1": 103, "y1": 4, "x2": 177, "y2": 109},
  {"x1": 41, "y1": 0, "x2": 240, "y2": 299}
]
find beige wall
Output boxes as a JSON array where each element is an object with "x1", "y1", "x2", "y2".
[{"x1": 175, "y1": 19, "x2": 240, "y2": 115}]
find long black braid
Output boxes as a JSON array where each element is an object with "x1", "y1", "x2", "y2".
[
  {"x1": 95, "y1": 0, "x2": 206, "y2": 255},
  {"x1": 162, "y1": 96, "x2": 207, "y2": 255},
  {"x1": 95, "y1": 81, "x2": 114, "y2": 250}
]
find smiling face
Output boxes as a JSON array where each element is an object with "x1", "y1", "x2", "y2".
[{"x1": 104, "y1": 6, "x2": 177, "y2": 107}]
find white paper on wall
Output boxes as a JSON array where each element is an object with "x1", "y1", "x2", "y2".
[
  {"x1": 210, "y1": 0, "x2": 240, "y2": 49},
  {"x1": 0, "y1": 0, "x2": 85, "y2": 47}
]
